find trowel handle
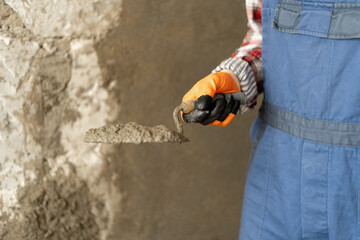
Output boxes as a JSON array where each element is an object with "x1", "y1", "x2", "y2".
[
  {"x1": 173, "y1": 101, "x2": 194, "y2": 135},
  {"x1": 180, "y1": 100, "x2": 194, "y2": 114},
  {"x1": 173, "y1": 92, "x2": 246, "y2": 135}
]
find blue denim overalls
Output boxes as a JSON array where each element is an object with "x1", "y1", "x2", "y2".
[{"x1": 240, "y1": 0, "x2": 360, "y2": 239}]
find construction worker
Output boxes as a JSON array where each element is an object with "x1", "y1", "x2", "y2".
[{"x1": 182, "y1": 0, "x2": 360, "y2": 238}]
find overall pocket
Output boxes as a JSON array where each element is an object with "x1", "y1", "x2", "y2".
[{"x1": 273, "y1": 0, "x2": 360, "y2": 39}]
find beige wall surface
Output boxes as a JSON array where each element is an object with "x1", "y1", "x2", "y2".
[
  {"x1": 96, "y1": 1, "x2": 261, "y2": 239},
  {"x1": 0, "y1": 0, "x2": 261, "y2": 239}
]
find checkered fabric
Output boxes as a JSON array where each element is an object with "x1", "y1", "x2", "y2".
[{"x1": 213, "y1": 0, "x2": 263, "y2": 114}]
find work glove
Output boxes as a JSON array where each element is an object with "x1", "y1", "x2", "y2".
[{"x1": 181, "y1": 71, "x2": 244, "y2": 127}]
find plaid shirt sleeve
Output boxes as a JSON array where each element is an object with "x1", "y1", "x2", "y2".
[{"x1": 212, "y1": 0, "x2": 263, "y2": 114}]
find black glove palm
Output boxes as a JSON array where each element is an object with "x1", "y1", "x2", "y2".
[{"x1": 183, "y1": 94, "x2": 240, "y2": 125}]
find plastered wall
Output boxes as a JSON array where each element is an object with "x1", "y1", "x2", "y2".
[{"x1": 0, "y1": 0, "x2": 260, "y2": 239}]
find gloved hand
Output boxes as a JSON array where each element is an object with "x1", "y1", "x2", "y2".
[{"x1": 182, "y1": 71, "x2": 242, "y2": 127}]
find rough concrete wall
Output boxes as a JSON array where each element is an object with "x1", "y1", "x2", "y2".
[
  {"x1": 0, "y1": 0, "x2": 259, "y2": 239},
  {"x1": 0, "y1": 0, "x2": 122, "y2": 239}
]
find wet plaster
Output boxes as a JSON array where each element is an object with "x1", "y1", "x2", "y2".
[{"x1": 84, "y1": 122, "x2": 189, "y2": 144}]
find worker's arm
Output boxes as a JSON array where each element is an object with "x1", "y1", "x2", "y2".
[
  {"x1": 212, "y1": 0, "x2": 263, "y2": 115},
  {"x1": 182, "y1": 0, "x2": 263, "y2": 126}
]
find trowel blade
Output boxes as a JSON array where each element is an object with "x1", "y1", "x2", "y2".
[{"x1": 84, "y1": 122, "x2": 189, "y2": 144}]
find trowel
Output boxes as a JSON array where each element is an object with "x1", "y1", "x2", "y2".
[
  {"x1": 83, "y1": 101, "x2": 194, "y2": 144},
  {"x1": 83, "y1": 92, "x2": 245, "y2": 144}
]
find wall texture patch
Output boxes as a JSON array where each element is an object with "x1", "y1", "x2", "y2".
[{"x1": 0, "y1": 0, "x2": 123, "y2": 239}]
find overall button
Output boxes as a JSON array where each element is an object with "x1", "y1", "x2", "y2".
[
  {"x1": 304, "y1": 164, "x2": 315, "y2": 175},
  {"x1": 303, "y1": 187, "x2": 315, "y2": 198}
]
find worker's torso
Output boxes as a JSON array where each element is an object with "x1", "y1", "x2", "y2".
[{"x1": 240, "y1": 0, "x2": 360, "y2": 239}]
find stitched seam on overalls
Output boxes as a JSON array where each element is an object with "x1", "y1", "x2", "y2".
[
  {"x1": 326, "y1": 39, "x2": 334, "y2": 121},
  {"x1": 358, "y1": 146, "x2": 360, "y2": 240},
  {"x1": 297, "y1": 28, "x2": 328, "y2": 35},
  {"x1": 259, "y1": 126, "x2": 275, "y2": 240},
  {"x1": 300, "y1": 138, "x2": 305, "y2": 239},
  {"x1": 334, "y1": 4, "x2": 360, "y2": 8},
  {"x1": 302, "y1": 237, "x2": 328, "y2": 240},
  {"x1": 276, "y1": 27, "x2": 329, "y2": 37},
  {"x1": 274, "y1": 26, "x2": 299, "y2": 34},
  {"x1": 328, "y1": 8, "x2": 336, "y2": 37},
  {"x1": 328, "y1": 33, "x2": 360, "y2": 38},
  {"x1": 279, "y1": 1, "x2": 302, "y2": 7},
  {"x1": 326, "y1": 146, "x2": 331, "y2": 237},
  {"x1": 327, "y1": 147, "x2": 333, "y2": 238}
]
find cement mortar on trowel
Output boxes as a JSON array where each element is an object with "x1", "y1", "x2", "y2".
[{"x1": 84, "y1": 122, "x2": 189, "y2": 144}]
